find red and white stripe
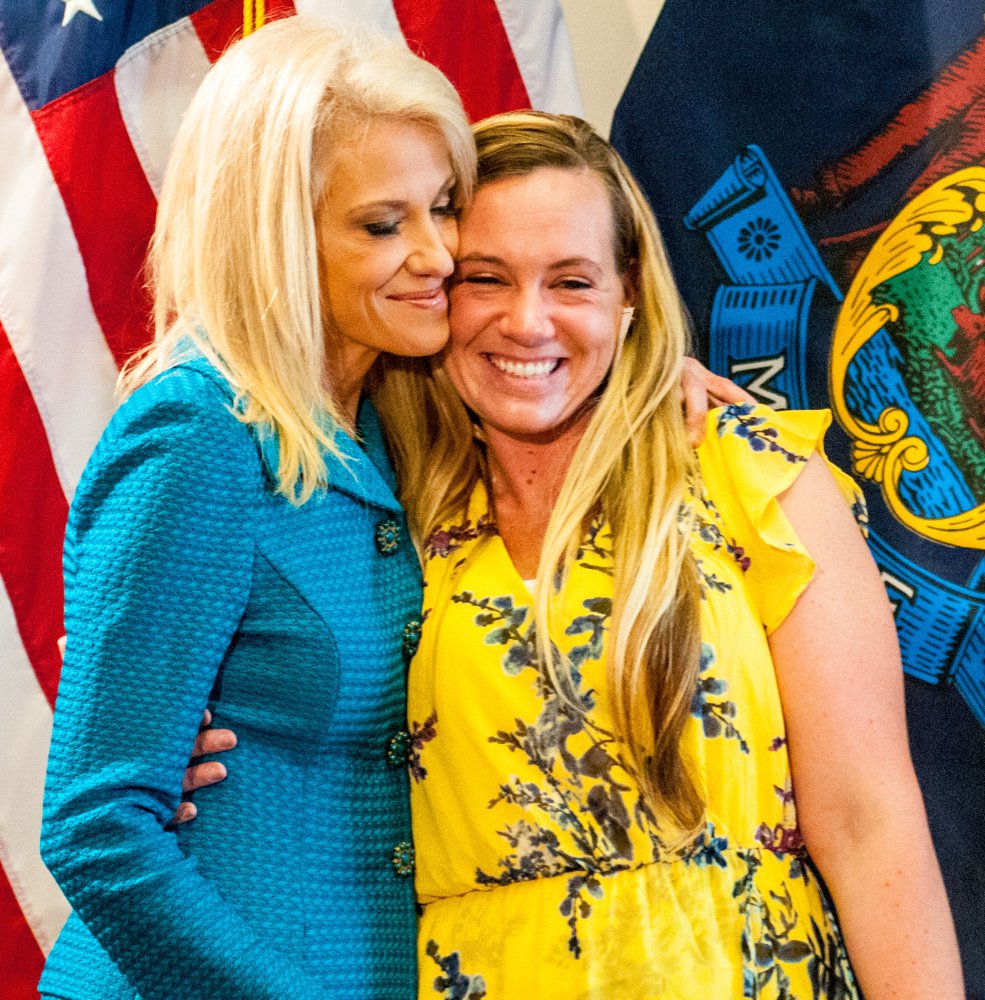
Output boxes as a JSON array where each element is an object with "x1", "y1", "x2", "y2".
[{"x1": 0, "y1": 1, "x2": 580, "y2": 995}]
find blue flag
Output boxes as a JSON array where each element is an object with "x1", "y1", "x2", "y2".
[{"x1": 613, "y1": 2, "x2": 985, "y2": 992}]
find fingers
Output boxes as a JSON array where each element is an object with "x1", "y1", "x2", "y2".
[
  {"x1": 705, "y1": 372, "x2": 756, "y2": 405},
  {"x1": 182, "y1": 760, "x2": 228, "y2": 793},
  {"x1": 680, "y1": 357, "x2": 759, "y2": 447},
  {"x1": 167, "y1": 801, "x2": 198, "y2": 828},
  {"x1": 191, "y1": 726, "x2": 236, "y2": 758},
  {"x1": 680, "y1": 358, "x2": 710, "y2": 447},
  {"x1": 680, "y1": 355, "x2": 757, "y2": 407},
  {"x1": 57, "y1": 635, "x2": 66, "y2": 660}
]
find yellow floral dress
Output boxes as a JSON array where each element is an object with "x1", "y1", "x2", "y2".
[{"x1": 408, "y1": 405, "x2": 866, "y2": 1000}]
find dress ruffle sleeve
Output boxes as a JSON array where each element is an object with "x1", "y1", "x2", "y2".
[{"x1": 696, "y1": 403, "x2": 866, "y2": 635}]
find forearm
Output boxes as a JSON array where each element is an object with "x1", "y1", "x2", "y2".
[{"x1": 807, "y1": 798, "x2": 963, "y2": 999}]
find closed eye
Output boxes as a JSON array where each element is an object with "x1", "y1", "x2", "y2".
[
  {"x1": 461, "y1": 274, "x2": 503, "y2": 285},
  {"x1": 363, "y1": 220, "x2": 400, "y2": 238}
]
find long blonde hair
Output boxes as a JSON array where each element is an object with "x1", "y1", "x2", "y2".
[
  {"x1": 126, "y1": 16, "x2": 474, "y2": 503},
  {"x1": 379, "y1": 112, "x2": 704, "y2": 832}
]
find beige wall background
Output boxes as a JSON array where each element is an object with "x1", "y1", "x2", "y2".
[{"x1": 558, "y1": 0, "x2": 667, "y2": 136}]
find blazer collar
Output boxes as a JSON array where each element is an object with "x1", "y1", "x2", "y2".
[{"x1": 322, "y1": 399, "x2": 401, "y2": 514}]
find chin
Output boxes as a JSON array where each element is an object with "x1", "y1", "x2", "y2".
[
  {"x1": 412, "y1": 335, "x2": 451, "y2": 357},
  {"x1": 490, "y1": 416, "x2": 571, "y2": 442},
  {"x1": 385, "y1": 328, "x2": 449, "y2": 358},
  {"x1": 496, "y1": 402, "x2": 595, "y2": 443}
]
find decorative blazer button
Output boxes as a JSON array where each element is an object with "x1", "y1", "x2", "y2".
[
  {"x1": 386, "y1": 730, "x2": 412, "y2": 767},
  {"x1": 402, "y1": 617, "x2": 422, "y2": 664},
  {"x1": 375, "y1": 518, "x2": 400, "y2": 555},
  {"x1": 391, "y1": 841, "x2": 415, "y2": 877}
]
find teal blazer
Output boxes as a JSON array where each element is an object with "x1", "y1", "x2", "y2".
[{"x1": 41, "y1": 358, "x2": 421, "y2": 999}]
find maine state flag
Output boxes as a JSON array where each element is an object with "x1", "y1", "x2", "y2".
[{"x1": 612, "y1": 2, "x2": 985, "y2": 992}]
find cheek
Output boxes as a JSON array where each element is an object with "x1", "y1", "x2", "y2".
[
  {"x1": 338, "y1": 246, "x2": 401, "y2": 301},
  {"x1": 447, "y1": 291, "x2": 485, "y2": 346},
  {"x1": 440, "y1": 336, "x2": 469, "y2": 384},
  {"x1": 596, "y1": 334, "x2": 618, "y2": 373},
  {"x1": 438, "y1": 353, "x2": 476, "y2": 413},
  {"x1": 576, "y1": 323, "x2": 619, "y2": 386},
  {"x1": 439, "y1": 322, "x2": 483, "y2": 397}
]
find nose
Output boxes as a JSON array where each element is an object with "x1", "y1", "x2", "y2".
[
  {"x1": 501, "y1": 285, "x2": 552, "y2": 344},
  {"x1": 407, "y1": 217, "x2": 455, "y2": 279}
]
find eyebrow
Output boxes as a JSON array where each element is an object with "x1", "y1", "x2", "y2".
[
  {"x1": 348, "y1": 200, "x2": 406, "y2": 218},
  {"x1": 456, "y1": 253, "x2": 603, "y2": 274},
  {"x1": 551, "y1": 257, "x2": 603, "y2": 274},
  {"x1": 347, "y1": 176, "x2": 457, "y2": 219}
]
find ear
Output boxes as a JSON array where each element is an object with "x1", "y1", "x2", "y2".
[{"x1": 619, "y1": 306, "x2": 636, "y2": 338}]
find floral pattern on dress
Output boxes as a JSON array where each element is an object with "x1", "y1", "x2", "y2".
[
  {"x1": 425, "y1": 514, "x2": 496, "y2": 562},
  {"x1": 574, "y1": 514, "x2": 614, "y2": 577},
  {"x1": 425, "y1": 940, "x2": 487, "y2": 999},
  {"x1": 683, "y1": 482, "x2": 752, "y2": 595},
  {"x1": 717, "y1": 404, "x2": 810, "y2": 464},
  {"x1": 691, "y1": 641, "x2": 750, "y2": 753},
  {"x1": 412, "y1": 407, "x2": 865, "y2": 998},
  {"x1": 682, "y1": 823, "x2": 730, "y2": 868},
  {"x1": 689, "y1": 489, "x2": 752, "y2": 573},
  {"x1": 458, "y1": 587, "x2": 673, "y2": 957},
  {"x1": 408, "y1": 711, "x2": 438, "y2": 782},
  {"x1": 755, "y1": 778, "x2": 805, "y2": 865},
  {"x1": 735, "y1": 852, "x2": 858, "y2": 1000}
]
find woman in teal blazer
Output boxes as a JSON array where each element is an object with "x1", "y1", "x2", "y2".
[{"x1": 39, "y1": 17, "x2": 475, "y2": 1000}]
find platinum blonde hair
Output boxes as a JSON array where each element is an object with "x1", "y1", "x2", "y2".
[
  {"x1": 383, "y1": 112, "x2": 704, "y2": 832},
  {"x1": 125, "y1": 15, "x2": 475, "y2": 503}
]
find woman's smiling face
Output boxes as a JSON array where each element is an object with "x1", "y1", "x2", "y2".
[
  {"x1": 444, "y1": 166, "x2": 632, "y2": 443},
  {"x1": 316, "y1": 118, "x2": 459, "y2": 374}
]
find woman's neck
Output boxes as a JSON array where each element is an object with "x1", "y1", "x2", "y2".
[
  {"x1": 482, "y1": 415, "x2": 590, "y2": 579},
  {"x1": 325, "y1": 342, "x2": 379, "y2": 424}
]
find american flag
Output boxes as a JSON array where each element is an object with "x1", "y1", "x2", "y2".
[{"x1": 0, "y1": 1, "x2": 581, "y2": 994}]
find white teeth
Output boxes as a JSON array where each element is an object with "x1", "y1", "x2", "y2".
[{"x1": 489, "y1": 356, "x2": 559, "y2": 378}]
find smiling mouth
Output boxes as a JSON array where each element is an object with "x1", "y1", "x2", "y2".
[
  {"x1": 486, "y1": 355, "x2": 561, "y2": 379},
  {"x1": 390, "y1": 289, "x2": 447, "y2": 308}
]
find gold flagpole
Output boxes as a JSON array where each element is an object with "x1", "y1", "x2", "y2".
[{"x1": 243, "y1": 0, "x2": 265, "y2": 36}]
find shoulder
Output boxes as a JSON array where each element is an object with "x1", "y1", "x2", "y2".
[
  {"x1": 697, "y1": 403, "x2": 864, "y2": 518},
  {"x1": 693, "y1": 403, "x2": 866, "y2": 633},
  {"x1": 73, "y1": 360, "x2": 263, "y2": 521},
  {"x1": 116, "y1": 359, "x2": 241, "y2": 436},
  {"x1": 699, "y1": 403, "x2": 824, "y2": 477},
  {"x1": 99, "y1": 360, "x2": 257, "y2": 469}
]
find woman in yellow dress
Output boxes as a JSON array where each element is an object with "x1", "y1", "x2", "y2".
[{"x1": 392, "y1": 112, "x2": 963, "y2": 999}]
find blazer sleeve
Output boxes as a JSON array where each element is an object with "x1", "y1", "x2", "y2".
[{"x1": 41, "y1": 368, "x2": 326, "y2": 1000}]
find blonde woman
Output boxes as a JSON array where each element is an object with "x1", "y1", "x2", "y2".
[
  {"x1": 40, "y1": 17, "x2": 475, "y2": 1000},
  {"x1": 395, "y1": 113, "x2": 963, "y2": 998}
]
